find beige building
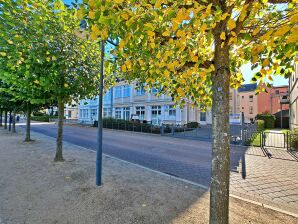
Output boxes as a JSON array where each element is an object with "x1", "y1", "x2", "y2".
[
  {"x1": 64, "y1": 101, "x2": 78, "y2": 120},
  {"x1": 290, "y1": 63, "x2": 298, "y2": 129},
  {"x1": 229, "y1": 84, "x2": 258, "y2": 122}
]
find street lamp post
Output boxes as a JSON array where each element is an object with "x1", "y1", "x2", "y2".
[{"x1": 96, "y1": 40, "x2": 105, "y2": 186}]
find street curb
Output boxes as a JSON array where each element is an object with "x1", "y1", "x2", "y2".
[{"x1": 31, "y1": 130, "x2": 298, "y2": 218}]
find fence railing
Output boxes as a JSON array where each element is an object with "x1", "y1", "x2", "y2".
[{"x1": 287, "y1": 133, "x2": 298, "y2": 151}]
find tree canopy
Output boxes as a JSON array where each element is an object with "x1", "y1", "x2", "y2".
[{"x1": 80, "y1": 0, "x2": 297, "y2": 108}]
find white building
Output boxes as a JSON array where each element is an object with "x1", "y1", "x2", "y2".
[{"x1": 78, "y1": 81, "x2": 212, "y2": 126}]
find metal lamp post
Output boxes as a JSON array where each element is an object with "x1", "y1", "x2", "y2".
[{"x1": 96, "y1": 40, "x2": 105, "y2": 186}]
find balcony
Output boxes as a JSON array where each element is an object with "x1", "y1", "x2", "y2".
[{"x1": 280, "y1": 95, "x2": 290, "y2": 104}]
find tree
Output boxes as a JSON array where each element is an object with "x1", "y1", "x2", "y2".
[
  {"x1": 0, "y1": 0, "x2": 102, "y2": 161},
  {"x1": 81, "y1": 0, "x2": 298, "y2": 223}
]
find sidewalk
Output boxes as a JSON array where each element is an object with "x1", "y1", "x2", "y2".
[{"x1": 0, "y1": 129, "x2": 297, "y2": 224}]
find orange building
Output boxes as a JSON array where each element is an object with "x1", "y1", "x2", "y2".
[{"x1": 257, "y1": 85, "x2": 289, "y2": 115}]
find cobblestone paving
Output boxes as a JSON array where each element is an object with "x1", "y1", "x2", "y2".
[
  {"x1": 27, "y1": 124, "x2": 298, "y2": 214},
  {"x1": 230, "y1": 146, "x2": 298, "y2": 213}
]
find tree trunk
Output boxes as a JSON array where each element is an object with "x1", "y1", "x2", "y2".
[
  {"x1": 0, "y1": 109, "x2": 2, "y2": 127},
  {"x1": 55, "y1": 98, "x2": 64, "y2": 162},
  {"x1": 8, "y1": 111, "x2": 12, "y2": 131},
  {"x1": 12, "y1": 108, "x2": 16, "y2": 133},
  {"x1": 4, "y1": 110, "x2": 8, "y2": 129},
  {"x1": 25, "y1": 103, "x2": 31, "y2": 142},
  {"x1": 209, "y1": 33, "x2": 231, "y2": 224}
]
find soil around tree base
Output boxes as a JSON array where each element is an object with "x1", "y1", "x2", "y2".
[{"x1": 0, "y1": 129, "x2": 297, "y2": 224}]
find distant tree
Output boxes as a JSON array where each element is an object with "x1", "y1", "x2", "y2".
[{"x1": 0, "y1": 0, "x2": 102, "y2": 161}]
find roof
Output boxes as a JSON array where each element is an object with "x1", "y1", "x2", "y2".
[
  {"x1": 238, "y1": 83, "x2": 257, "y2": 92},
  {"x1": 274, "y1": 109, "x2": 289, "y2": 118}
]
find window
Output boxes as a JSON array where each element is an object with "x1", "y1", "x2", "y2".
[
  {"x1": 115, "y1": 107, "x2": 121, "y2": 119},
  {"x1": 200, "y1": 112, "x2": 206, "y2": 122},
  {"x1": 151, "y1": 106, "x2": 161, "y2": 125},
  {"x1": 152, "y1": 106, "x2": 161, "y2": 116},
  {"x1": 104, "y1": 108, "x2": 112, "y2": 117},
  {"x1": 249, "y1": 95, "x2": 253, "y2": 102},
  {"x1": 115, "y1": 86, "x2": 122, "y2": 98},
  {"x1": 275, "y1": 90, "x2": 280, "y2": 95},
  {"x1": 91, "y1": 109, "x2": 97, "y2": 118},
  {"x1": 136, "y1": 84, "x2": 145, "y2": 95},
  {"x1": 122, "y1": 107, "x2": 130, "y2": 120},
  {"x1": 123, "y1": 85, "x2": 131, "y2": 97},
  {"x1": 168, "y1": 105, "x2": 176, "y2": 117},
  {"x1": 249, "y1": 106, "x2": 253, "y2": 114},
  {"x1": 136, "y1": 106, "x2": 145, "y2": 120},
  {"x1": 104, "y1": 89, "x2": 111, "y2": 102},
  {"x1": 229, "y1": 93, "x2": 232, "y2": 100}
]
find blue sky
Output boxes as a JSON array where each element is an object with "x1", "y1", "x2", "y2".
[{"x1": 62, "y1": 0, "x2": 288, "y2": 86}]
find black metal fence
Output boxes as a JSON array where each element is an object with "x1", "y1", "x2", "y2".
[{"x1": 287, "y1": 133, "x2": 298, "y2": 151}]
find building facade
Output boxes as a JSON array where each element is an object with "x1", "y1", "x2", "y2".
[
  {"x1": 290, "y1": 63, "x2": 298, "y2": 129},
  {"x1": 64, "y1": 101, "x2": 78, "y2": 120},
  {"x1": 257, "y1": 85, "x2": 289, "y2": 115},
  {"x1": 78, "y1": 81, "x2": 212, "y2": 125}
]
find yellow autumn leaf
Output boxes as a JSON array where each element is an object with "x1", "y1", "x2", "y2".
[
  {"x1": 200, "y1": 24, "x2": 207, "y2": 33},
  {"x1": 101, "y1": 29, "x2": 108, "y2": 40},
  {"x1": 221, "y1": 13, "x2": 230, "y2": 21},
  {"x1": 162, "y1": 30, "x2": 170, "y2": 36},
  {"x1": 147, "y1": 30, "x2": 155, "y2": 37},
  {"x1": 144, "y1": 23, "x2": 155, "y2": 30},
  {"x1": 64, "y1": 83, "x2": 69, "y2": 88},
  {"x1": 121, "y1": 13, "x2": 129, "y2": 20},
  {"x1": 91, "y1": 24, "x2": 100, "y2": 36},
  {"x1": 34, "y1": 80, "x2": 40, "y2": 85},
  {"x1": 227, "y1": 19, "x2": 236, "y2": 30},
  {"x1": 176, "y1": 30, "x2": 185, "y2": 37},
  {"x1": 268, "y1": 75, "x2": 273, "y2": 81},
  {"x1": 114, "y1": 0, "x2": 123, "y2": 3},
  {"x1": 252, "y1": 26, "x2": 260, "y2": 36},
  {"x1": 77, "y1": 6, "x2": 85, "y2": 20},
  {"x1": 262, "y1": 59, "x2": 270, "y2": 67},
  {"x1": 274, "y1": 26, "x2": 290, "y2": 36},
  {"x1": 88, "y1": 10, "x2": 96, "y2": 20},
  {"x1": 121, "y1": 64, "x2": 127, "y2": 72},
  {"x1": 177, "y1": 87, "x2": 185, "y2": 97},
  {"x1": 155, "y1": 0, "x2": 162, "y2": 8},
  {"x1": 164, "y1": 70, "x2": 170, "y2": 78},
  {"x1": 0, "y1": 52, "x2": 6, "y2": 56},
  {"x1": 220, "y1": 32, "x2": 226, "y2": 40},
  {"x1": 290, "y1": 14, "x2": 298, "y2": 23}
]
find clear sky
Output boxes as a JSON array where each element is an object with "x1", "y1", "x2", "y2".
[{"x1": 62, "y1": 0, "x2": 288, "y2": 86}]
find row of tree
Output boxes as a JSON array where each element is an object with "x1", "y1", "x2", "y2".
[
  {"x1": 0, "y1": 0, "x2": 297, "y2": 223},
  {"x1": 0, "y1": 0, "x2": 103, "y2": 161}
]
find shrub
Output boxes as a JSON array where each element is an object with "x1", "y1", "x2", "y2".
[
  {"x1": 255, "y1": 120, "x2": 265, "y2": 132},
  {"x1": 255, "y1": 113, "x2": 276, "y2": 129},
  {"x1": 289, "y1": 129, "x2": 298, "y2": 150},
  {"x1": 31, "y1": 115, "x2": 58, "y2": 122},
  {"x1": 185, "y1": 122, "x2": 199, "y2": 128},
  {"x1": 32, "y1": 111, "x2": 46, "y2": 116}
]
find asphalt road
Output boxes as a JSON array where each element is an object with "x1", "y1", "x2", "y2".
[{"x1": 26, "y1": 123, "x2": 247, "y2": 187}]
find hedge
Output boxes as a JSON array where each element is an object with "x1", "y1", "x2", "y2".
[
  {"x1": 185, "y1": 122, "x2": 200, "y2": 128},
  {"x1": 31, "y1": 115, "x2": 58, "y2": 122},
  {"x1": 255, "y1": 113, "x2": 276, "y2": 129}
]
